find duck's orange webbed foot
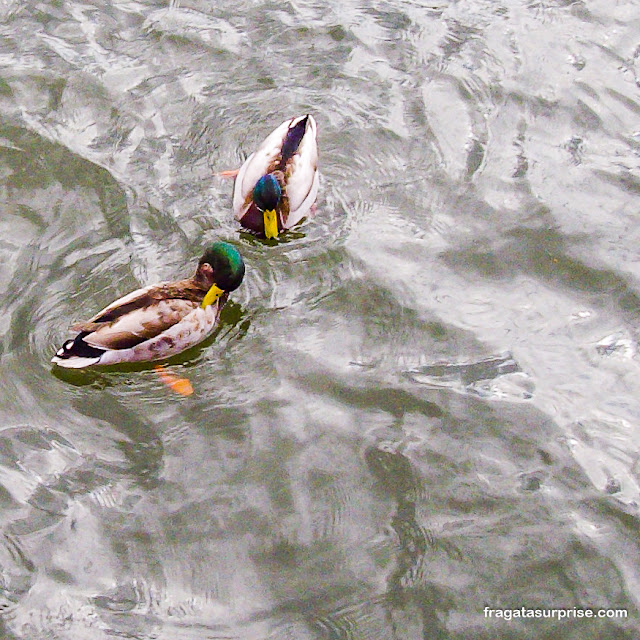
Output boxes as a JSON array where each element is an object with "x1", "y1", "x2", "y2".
[{"x1": 154, "y1": 364, "x2": 194, "y2": 396}]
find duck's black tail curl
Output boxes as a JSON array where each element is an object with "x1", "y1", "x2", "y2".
[{"x1": 55, "y1": 333, "x2": 105, "y2": 360}]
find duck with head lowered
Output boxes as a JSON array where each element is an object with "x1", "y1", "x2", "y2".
[
  {"x1": 229, "y1": 114, "x2": 318, "y2": 239},
  {"x1": 51, "y1": 242, "x2": 245, "y2": 368}
]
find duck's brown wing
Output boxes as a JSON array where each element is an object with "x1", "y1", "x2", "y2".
[
  {"x1": 80, "y1": 299, "x2": 200, "y2": 350},
  {"x1": 72, "y1": 280, "x2": 206, "y2": 328},
  {"x1": 70, "y1": 280, "x2": 207, "y2": 350}
]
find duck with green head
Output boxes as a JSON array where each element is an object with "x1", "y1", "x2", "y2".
[
  {"x1": 51, "y1": 242, "x2": 245, "y2": 368},
  {"x1": 232, "y1": 114, "x2": 318, "y2": 239}
]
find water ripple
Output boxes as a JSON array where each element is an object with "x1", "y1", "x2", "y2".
[{"x1": 1, "y1": 0, "x2": 640, "y2": 637}]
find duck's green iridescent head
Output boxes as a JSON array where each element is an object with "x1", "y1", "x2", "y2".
[
  {"x1": 253, "y1": 174, "x2": 281, "y2": 211},
  {"x1": 198, "y1": 242, "x2": 245, "y2": 293}
]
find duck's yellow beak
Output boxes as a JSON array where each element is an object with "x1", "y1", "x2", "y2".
[
  {"x1": 201, "y1": 284, "x2": 225, "y2": 308},
  {"x1": 263, "y1": 209, "x2": 279, "y2": 240}
]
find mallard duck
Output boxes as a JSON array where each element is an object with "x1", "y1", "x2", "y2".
[
  {"x1": 51, "y1": 242, "x2": 245, "y2": 368},
  {"x1": 232, "y1": 114, "x2": 318, "y2": 239}
]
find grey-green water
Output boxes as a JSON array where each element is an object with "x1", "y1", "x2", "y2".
[{"x1": 0, "y1": 0, "x2": 639, "y2": 638}]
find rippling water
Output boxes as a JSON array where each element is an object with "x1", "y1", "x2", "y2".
[{"x1": 0, "y1": 0, "x2": 639, "y2": 638}]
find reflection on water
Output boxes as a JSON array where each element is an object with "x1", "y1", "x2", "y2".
[{"x1": 0, "y1": 0, "x2": 639, "y2": 638}]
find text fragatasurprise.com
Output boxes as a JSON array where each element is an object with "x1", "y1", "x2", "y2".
[{"x1": 484, "y1": 607, "x2": 628, "y2": 621}]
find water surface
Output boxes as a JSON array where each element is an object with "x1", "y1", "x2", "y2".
[{"x1": 0, "y1": 0, "x2": 639, "y2": 638}]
